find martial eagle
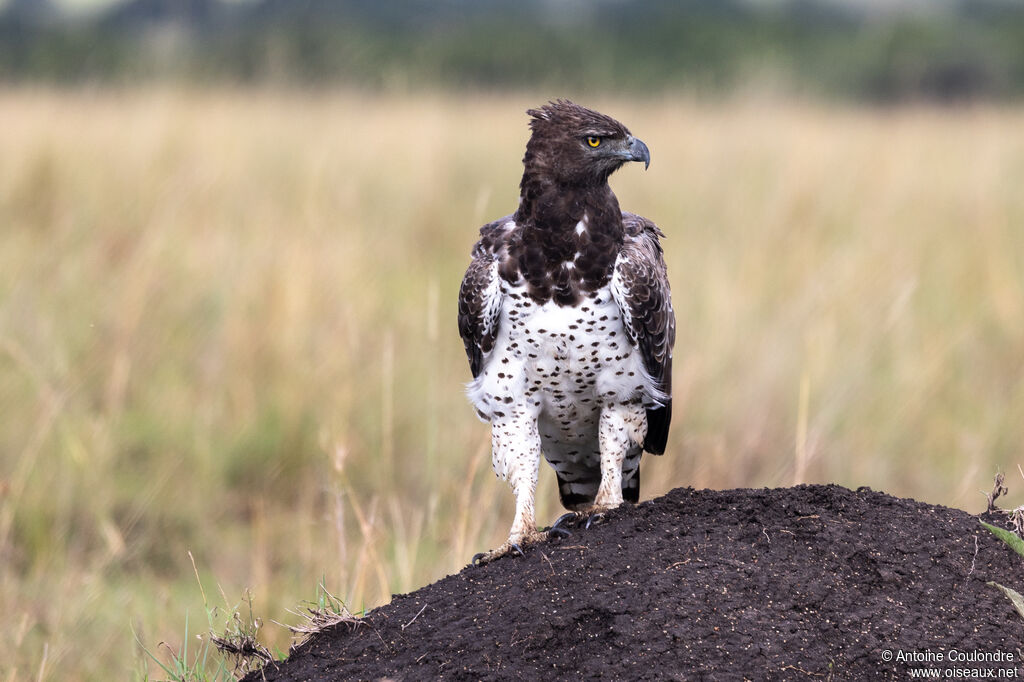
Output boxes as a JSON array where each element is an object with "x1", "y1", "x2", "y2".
[{"x1": 458, "y1": 100, "x2": 675, "y2": 563}]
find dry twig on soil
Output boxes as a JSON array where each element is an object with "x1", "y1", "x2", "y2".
[{"x1": 987, "y1": 472, "x2": 1009, "y2": 512}]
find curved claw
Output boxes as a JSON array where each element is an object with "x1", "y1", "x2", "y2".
[
  {"x1": 547, "y1": 526, "x2": 571, "y2": 539},
  {"x1": 552, "y1": 512, "x2": 580, "y2": 530},
  {"x1": 510, "y1": 543, "x2": 525, "y2": 557},
  {"x1": 471, "y1": 552, "x2": 488, "y2": 565},
  {"x1": 585, "y1": 512, "x2": 606, "y2": 530}
]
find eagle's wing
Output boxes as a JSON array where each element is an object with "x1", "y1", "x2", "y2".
[
  {"x1": 612, "y1": 211, "x2": 676, "y2": 454},
  {"x1": 457, "y1": 217, "x2": 512, "y2": 377}
]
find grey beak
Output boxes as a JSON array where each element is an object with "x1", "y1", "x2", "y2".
[{"x1": 628, "y1": 136, "x2": 651, "y2": 170}]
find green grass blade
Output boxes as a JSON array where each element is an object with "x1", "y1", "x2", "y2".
[
  {"x1": 181, "y1": 610, "x2": 190, "y2": 676},
  {"x1": 988, "y1": 582, "x2": 1024, "y2": 620},
  {"x1": 980, "y1": 521, "x2": 1024, "y2": 558},
  {"x1": 131, "y1": 623, "x2": 179, "y2": 678}
]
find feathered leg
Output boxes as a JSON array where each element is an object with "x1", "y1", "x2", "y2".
[
  {"x1": 548, "y1": 406, "x2": 646, "y2": 535},
  {"x1": 593, "y1": 405, "x2": 645, "y2": 510},
  {"x1": 473, "y1": 409, "x2": 546, "y2": 565}
]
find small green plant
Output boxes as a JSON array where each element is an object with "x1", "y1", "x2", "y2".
[
  {"x1": 133, "y1": 609, "x2": 233, "y2": 682},
  {"x1": 209, "y1": 591, "x2": 275, "y2": 677},
  {"x1": 987, "y1": 582, "x2": 1024, "y2": 620},
  {"x1": 980, "y1": 521, "x2": 1024, "y2": 558},
  {"x1": 981, "y1": 522, "x2": 1024, "y2": 621},
  {"x1": 134, "y1": 553, "x2": 272, "y2": 681},
  {"x1": 980, "y1": 472, "x2": 1024, "y2": 622}
]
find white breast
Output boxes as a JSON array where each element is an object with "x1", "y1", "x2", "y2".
[{"x1": 466, "y1": 283, "x2": 658, "y2": 421}]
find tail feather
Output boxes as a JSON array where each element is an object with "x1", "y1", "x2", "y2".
[
  {"x1": 556, "y1": 472, "x2": 599, "y2": 511},
  {"x1": 555, "y1": 451, "x2": 643, "y2": 510},
  {"x1": 643, "y1": 401, "x2": 672, "y2": 455},
  {"x1": 622, "y1": 465, "x2": 640, "y2": 504}
]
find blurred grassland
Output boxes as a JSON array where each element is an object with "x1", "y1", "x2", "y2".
[{"x1": 1, "y1": 88, "x2": 1023, "y2": 680}]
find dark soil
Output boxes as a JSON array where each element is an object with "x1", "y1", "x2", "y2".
[{"x1": 245, "y1": 485, "x2": 1024, "y2": 681}]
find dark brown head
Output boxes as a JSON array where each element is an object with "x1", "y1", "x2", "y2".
[{"x1": 522, "y1": 100, "x2": 650, "y2": 188}]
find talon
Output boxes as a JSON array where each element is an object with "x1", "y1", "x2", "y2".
[
  {"x1": 510, "y1": 543, "x2": 525, "y2": 557},
  {"x1": 472, "y1": 552, "x2": 487, "y2": 565},
  {"x1": 552, "y1": 512, "x2": 579, "y2": 530},
  {"x1": 585, "y1": 512, "x2": 606, "y2": 530},
  {"x1": 547, "y1": 526, "x2": 571, "y2": 539}
]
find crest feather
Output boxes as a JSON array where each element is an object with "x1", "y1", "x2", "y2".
[{"x1": 526, "y1": 99, "x2": 629, "y2": 137}]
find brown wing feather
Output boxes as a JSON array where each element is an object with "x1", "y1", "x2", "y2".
[
  {"x1": 457, "y1": 217, "x2": 512, "y2": 378},
  {"x1": 616, "y1": 211, "x2": 676, "y2": 454}
]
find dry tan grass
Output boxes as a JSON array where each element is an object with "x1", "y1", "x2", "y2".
[{"x1": 0, "y1": 88, "x2": 1022, "y2": 680}]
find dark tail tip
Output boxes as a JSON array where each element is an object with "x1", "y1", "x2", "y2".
[{"x1": 643, "y1": 402, "x2": 672, "y2": 455}]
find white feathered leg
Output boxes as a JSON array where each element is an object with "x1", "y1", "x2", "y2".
[
  {"x1": 474, "y1": 409, "x2": 546, "y2": 564},
  {"x1": 593, "y1": 405, "x2": 644, "y2": 509}
]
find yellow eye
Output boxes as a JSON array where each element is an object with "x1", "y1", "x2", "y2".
[{"x1": 586, "y1": 136, "x2": 601, "y2": 148}]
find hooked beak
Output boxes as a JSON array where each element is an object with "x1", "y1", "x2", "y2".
[{"x1": 627, "y1": 136, "x2": 650, "y2": 170}]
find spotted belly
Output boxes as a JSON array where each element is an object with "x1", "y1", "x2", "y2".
[{"x1": 467, "y1": 284, "x2": 653, "y2": 508}]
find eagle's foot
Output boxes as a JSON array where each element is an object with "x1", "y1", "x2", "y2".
[
  {"x1": 471, "y1": 544, "x2": 523, "y2": 566},
  {"x1": 549, "y1": 512, "x2": 583, "y2": 532},
  {"x1": 582, "y1": 502, "x2": 621, "y2": 529},
  {"x1": 548, "y1": 507, "x2": 613, "y2": 533},
  {"x1": 471, "y1": 529, "x2": 548, "y2": 566}
]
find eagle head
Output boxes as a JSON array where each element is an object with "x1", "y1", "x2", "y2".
[{"x1": 523, "y1": 99, "x2": 650, "y2": 186}]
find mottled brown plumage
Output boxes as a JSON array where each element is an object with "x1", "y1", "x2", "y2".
[{"x1": 458, "y1": 100, "x2": 675, "y2": 563}]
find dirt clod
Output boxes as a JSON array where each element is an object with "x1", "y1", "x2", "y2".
[{"x1": 246, "y1": 484, "x2": 1024, "y2": 680}]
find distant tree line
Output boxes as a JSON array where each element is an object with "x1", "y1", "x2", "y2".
[{"x1": 3, "y1": 0, "x2": 1024, "y2": 101}]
